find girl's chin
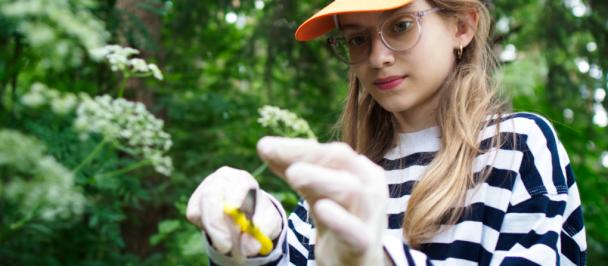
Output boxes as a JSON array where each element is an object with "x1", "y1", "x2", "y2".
[{"x1": 375, "y1": 101, "x2": 412, "y2": 114}]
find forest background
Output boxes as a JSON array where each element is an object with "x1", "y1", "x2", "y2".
[{"x1": 0, "y1": 0, "x2": 607, "y2": 265}]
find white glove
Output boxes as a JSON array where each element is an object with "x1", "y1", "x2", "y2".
[
  {"x1": 186, "y1": 166, "x2": 283, "y2": 260},
  {"x1": 257, "y1": 136, "x2": 390, "y2": 266}
]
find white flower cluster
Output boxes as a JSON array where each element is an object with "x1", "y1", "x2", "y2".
[
  {"x1": 20, "y1": 83, "x2": 81, "y2": 114},
  {"x1": 74, "y1": 95, "x2": 173, "y2": 176},
  {"x1": 257, "y1": 105, "x2": 316, "y2": 139},
  {"x1": 1, "y1": 0, "x2": 109, "y2": 69},
  {"x1": 0, "y1": 130, "x2": 85, "y2": 221},
  {"x1": 91, "y1": 45, "x2": 163, "y2": 80}
]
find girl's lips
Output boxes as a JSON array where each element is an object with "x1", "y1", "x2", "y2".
[{"x1": 374, "y1": 75, "x2": 406, "y2": 91}]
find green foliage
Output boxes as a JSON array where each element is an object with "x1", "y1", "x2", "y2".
[
  {"x1": 493, "y1": 0, "x2": 608, "y2": 261},
  {"x1": 147, "y1": 197, "x2": 208, "y2": 265},
  {"x1": 0, "y1": 129, "x2": 85, "y2": 264},
  {"x1": 0, "y1": 0, "x2": 607, "y2": 264}
]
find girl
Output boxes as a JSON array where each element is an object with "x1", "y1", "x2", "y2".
[{"x1": 186, "y1": 0, "x2": 587, "y2": 265}]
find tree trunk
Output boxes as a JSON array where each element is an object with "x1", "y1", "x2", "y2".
[
  {"x1": 115, "y1": 0, "x2": 166, "y2": 258},
  {"x1": 116, "y1": 0, "x2": 164, "y2": 107}
]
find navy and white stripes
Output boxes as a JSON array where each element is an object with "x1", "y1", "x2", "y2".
[{"x1": 207, "y1": 113, "x2": 587, "y2": 265}]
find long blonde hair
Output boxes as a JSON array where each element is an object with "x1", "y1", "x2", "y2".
[{"x1": 337, "y1": 0, "x2": 508, "y2": 248}]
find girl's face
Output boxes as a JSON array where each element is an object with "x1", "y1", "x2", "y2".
[{"x1": 339, "y1": 0, "x2": 459, "y2": 128}]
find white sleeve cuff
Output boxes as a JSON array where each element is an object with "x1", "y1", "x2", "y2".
[
  {"x1": 205, "y1": 190, "x2": 289, "y2": 266},
  {"x1": 382, "y1": 235, "x2": 431, "y2": 266}
]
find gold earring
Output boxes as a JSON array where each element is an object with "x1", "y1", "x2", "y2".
[{"x1": 457, "y1": 44, "x2": 463, "y2": 60}]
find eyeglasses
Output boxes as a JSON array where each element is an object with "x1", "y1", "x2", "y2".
[{"x1": 326, "y1": 7, "x2": 442, "y2": 65}]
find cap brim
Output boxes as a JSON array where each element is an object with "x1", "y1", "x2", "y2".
[{"x1": 295, "y1": 0, "x2": 414, "y2": 41}]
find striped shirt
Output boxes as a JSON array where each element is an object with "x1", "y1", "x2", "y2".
[{"x1": 207, "y1": 113, "x2": 587, "y2": 265}]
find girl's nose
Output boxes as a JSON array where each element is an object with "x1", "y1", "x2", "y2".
[{"x1": 368, "y1": 34, "x2": 395, "y2": 68}]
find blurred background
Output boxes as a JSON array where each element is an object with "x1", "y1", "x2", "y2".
[{"x1": 0, "y1": 0, "x2": 606, "y2": 264}]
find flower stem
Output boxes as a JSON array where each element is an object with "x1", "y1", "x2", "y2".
[
  {"x1": 251, "y1": 164, "x2": 267, "y2": 177},
  {"x1": 0, "y1": 211, "x2": 35, "y2": 242},
  {"x1": 117, "y1": 73, "x2": 129, "y2": 98},
  {"x1": 73, "y1": 138, "x2": 109, "y2": 175},
  {"x1": 96, "y1": 159, "x2": 151, "y2": 179}
]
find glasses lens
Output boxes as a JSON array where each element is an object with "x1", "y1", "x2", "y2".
[
  {"x1": 328, "y1": 33, "x2": 369, "y2": 64},
  {"x1": 381, "y1": 14, "x2": 419, "y2": 51}
]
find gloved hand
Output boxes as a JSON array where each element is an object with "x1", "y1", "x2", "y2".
[
  {"x1": 257, "y1": 136, "x2": 390, "y2": 266},
  {"x1": 186, "y1": 166, "x2": 282, "y2": 260}
]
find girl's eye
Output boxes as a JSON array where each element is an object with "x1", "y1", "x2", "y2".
[
  {"x1": 392, "y1": 20, "x2": 413, "y2": 33},
  {"x1": 346, "y1": 34, "x2": 369, "y2": 48}
]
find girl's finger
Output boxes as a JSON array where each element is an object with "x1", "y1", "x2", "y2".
[
  {"x1": 313, "y1": 198, "x2": 369, "y2": 252},
  {"x1": 256, "y1": 136, "x2": 320, "y2": 178},
  {"x1": 284, "y1": 162, "x2": 363, "y2": 206},
  {"x1": 241, "y1": 233, "x2": 262, "y2": 257},
  {"x1": 258, "y1": 137, "x2": 354, "y2": 168},
  {"x1": 257, "y1": 136, "x2": 366, "y2": 178},
  {"x1": 200, "y1": 193, "x2": 233, "y2": 253},
  {"x1": 188, "y1": 166, "x2": 260, "y2": 254},
  {"x1": 186, "y1": 179, "x2": 205, "y2": 228}
]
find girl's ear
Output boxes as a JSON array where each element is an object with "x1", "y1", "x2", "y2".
[{"x1": 453, "y1": 9, "x2": 479, "y2": 48}]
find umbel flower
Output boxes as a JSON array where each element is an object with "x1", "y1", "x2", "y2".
[
  {"x1": 91, "y1": 44, "x2": 163, "y2": 80},
  {"x1": 0, "y1": 0, "x2": 109, "y2": 69},
  {"x1": 257, "y1": 105, "x2": 316, "y2": 139},
  {"x1": 74, "y1": 95, "x2": 173, "y2": 176},
  {"x1": 20, "y1": 82, "x2": 81, "y2": 114},
  {"x1": 0, "y1": 130, "x2": 85, "y2": 222},
  {"x1": 251, "y1": 105, "x2": 317, "y2": 177}
]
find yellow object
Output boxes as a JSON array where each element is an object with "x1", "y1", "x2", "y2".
[{"x1": 223, "y1": 203, "x2": 273, "y2": 256}]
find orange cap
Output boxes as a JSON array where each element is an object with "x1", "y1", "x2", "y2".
[{"x1": 295, "y1": 0, "x2": 414, "y2": 41}]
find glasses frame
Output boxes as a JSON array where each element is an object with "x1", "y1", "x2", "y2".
[{"x1": 327, "y1": 7, "x2": 442, "y2": 65}]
